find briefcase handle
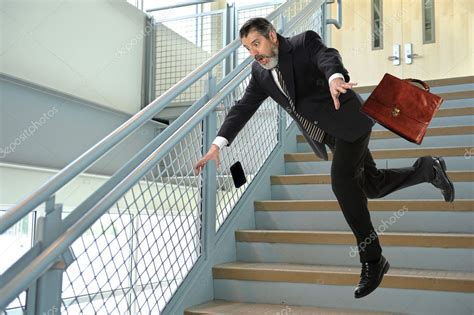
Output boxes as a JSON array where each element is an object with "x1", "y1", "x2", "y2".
[{"x1": 403, "y1": 78, "x2": 430, "y2": 92}]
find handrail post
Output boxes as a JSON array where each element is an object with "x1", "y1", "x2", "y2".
[
  {"x1": 277, "y1": 12, "x2": 286, "y2": 33},
  {"x1": 278, "y1": 104, "x2": 287, "y2": 146},
  {"x1": 202, "y1": 72, "x2": 218, "y2": 258},
  {"x1": 225, "y1": 2, "x2": 236, "y2": 75},
  {"x1": 28, "y1": 195, "x2": 67, "y2": 315}
]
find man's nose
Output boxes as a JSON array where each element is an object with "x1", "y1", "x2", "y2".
[{"x1": 249, "y1": 48, "x2": 258, "y2": 56}]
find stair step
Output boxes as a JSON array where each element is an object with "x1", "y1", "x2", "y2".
[
  {"x1": 353, "y1": 75, "x2": 473, "y2": 94},
  {"x1": 184, "y1": 300, "x2": 396, "y2": 315},
  {"x1": 212, "y1": 262, "x2": 474, "y2": 293},
  {"x1": 254, "y1": 199, "x2": 473, "y2": 211},
  {"x1": 438, "y1": 90, "x2": 474, "y2": 100},
  {"x1": 296, "y1": 125, "x2": 474, "y2": 143},
  {"x1": 270, "y1": 171, "x2": 473, "y2": 185},
  {"x1": 435, "y1": 106, "x2": 474, "y2": 117},
  {"x1": 285, "y1": 146, "x2": 470, "y2": 162},
  {"x1": 235, "y1": 230, "x2": 473, "y2": 248}
]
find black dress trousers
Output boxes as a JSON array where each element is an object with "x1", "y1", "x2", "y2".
[{"x1": 325, "y1": 131, "x2": 436, "y2": 263}]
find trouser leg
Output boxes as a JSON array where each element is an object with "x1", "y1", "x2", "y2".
[{"x1": 330, "y1": 131, "x2": 381, "y2": 263}]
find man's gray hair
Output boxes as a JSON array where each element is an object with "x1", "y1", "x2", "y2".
[{"x1": 239, "y1": 17, "x2": 276, "y2": 39}]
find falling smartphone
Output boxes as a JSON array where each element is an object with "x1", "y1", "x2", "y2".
[{"x1": 230, "y1": 161, "x2": 247, "y2": 188}]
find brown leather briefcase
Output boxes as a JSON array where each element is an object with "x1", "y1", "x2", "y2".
[{"x1": 360, "y1": 73, "x2": 444, "y2": 144}]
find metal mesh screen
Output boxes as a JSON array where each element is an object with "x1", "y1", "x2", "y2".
[
  {"x1": 215, "y1": 77, "x2": 279, "y2": 231},
  {"x1": 0, "y1": 292, "x2": 27, "y2": 315},
  {"x1": 61, "y1": 127, "x2": 205, "y2": 314},
  {"x1": 155, "y1": 12, "x2": 225, "y2": 106}
]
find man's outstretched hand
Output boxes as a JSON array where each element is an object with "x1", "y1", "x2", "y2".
[
  {"x1": 194, "y1": 144, "x2": 221, "y2": 176},
  {"x1": 329, "y1": 78, "x2": 358, "y2": 110}
]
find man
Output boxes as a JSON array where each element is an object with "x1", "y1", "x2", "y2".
[{"x1": 194, "y1": 17, "x2": 455, "y2": 298}]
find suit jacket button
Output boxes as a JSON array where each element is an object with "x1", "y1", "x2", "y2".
[{"x1": 313, "y1": 120, "x2": 318, "y2": 124}]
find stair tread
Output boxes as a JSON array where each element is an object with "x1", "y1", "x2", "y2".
[
  {"x1": 214, "y1": 261, "x2": 474, "y2": 281},
  {"x1": 285, "y1": 146, "x2": 472, "y2": 162},
  {"x1": 297, "y1": 125, "x2": 474, "y2": 142},
  {"x1": 185, "y1": 299, "x2": 397, "y2": 315},
  {"x1": 270, "y1": 171, "x2": 473, "y2": 185},
  {"x1": 254, "y1": 199, "x2": 474, "y2": 211},
  {"x1": 235, "y1": 230, "x2": 473, "y2": 248},
  {"x1": 352, "y1": 76, "x2": 473, "y2": 93},
  {"x1": 237, "y1": 229, "x2": 473, "y2": 237}
]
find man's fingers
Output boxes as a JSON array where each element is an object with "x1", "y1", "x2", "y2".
[
  {"x1": 337, "y1": 86, "x2": 348, "y2": 93},
  {"x1": 332, "y1": 94, "x2": 340, "y2": 110}
]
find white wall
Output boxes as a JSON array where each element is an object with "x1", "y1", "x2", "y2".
[{"x1": 0, "y1": 0, "x2": 146, "y2": 114}]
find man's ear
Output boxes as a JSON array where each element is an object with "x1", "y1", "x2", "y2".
[{"x1": 269, "y1": 30, "x2": 277, "y2": 43}]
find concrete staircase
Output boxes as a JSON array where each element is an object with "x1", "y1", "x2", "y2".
[{"x1": 185, "y1": 76, "x2": 474, "y2": 314}]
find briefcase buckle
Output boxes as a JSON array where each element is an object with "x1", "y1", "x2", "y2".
[{"x1": 392, "y1": 107, "x2": 401, "y2": 117}]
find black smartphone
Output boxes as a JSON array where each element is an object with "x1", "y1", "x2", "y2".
[{"x1": 230, "y1": 161, "x2": 247, "y2": 188}]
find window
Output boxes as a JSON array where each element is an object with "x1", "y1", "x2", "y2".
[
  {"x1": 372, "y1": 0, "x2": 383, "y2": 50},
  {"x1": 422, "y1": 0, "x2": 435, "y2": 43}
]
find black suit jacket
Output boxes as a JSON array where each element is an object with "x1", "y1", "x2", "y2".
[{"x1": 217, "y1": 31, "x2": 375, "y2": 160}]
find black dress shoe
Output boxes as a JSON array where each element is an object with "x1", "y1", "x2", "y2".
[
  {"x1": 354, "y1": 255, "x2": 390, "y2": 299},
  {"x1": 431, "y1": 157, "x2": 455, "y2": 202}
]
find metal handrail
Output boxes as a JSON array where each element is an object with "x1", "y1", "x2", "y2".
[{"x1": 0, "y1": 0, "x2": 297, "y2": 235}]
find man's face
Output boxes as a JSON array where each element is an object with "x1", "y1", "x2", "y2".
[{"x1": 241, "y1": 30, "x2": 279, "y2": 70}]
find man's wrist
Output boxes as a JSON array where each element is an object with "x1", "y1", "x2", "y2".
[{"x1": 328, "y1": 73, "x2": 345, "y2": 85}]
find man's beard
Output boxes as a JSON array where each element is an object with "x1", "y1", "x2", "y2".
[{"x1": 255, "y1": 45, "x2": 279, "y2": 70}]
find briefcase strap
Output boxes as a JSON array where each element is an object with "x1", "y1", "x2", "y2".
[{"x1": 403, "y1": 78, "x2": 430, "y2": 92}]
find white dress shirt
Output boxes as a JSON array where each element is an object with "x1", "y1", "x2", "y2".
[{"x1": 211, "y1": 72, "x2": 346, "y2": 150}]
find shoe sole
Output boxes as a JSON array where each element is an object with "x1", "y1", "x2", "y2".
[
  {"x1": 436, "y1": 157, "x2": 455, "y2": 202},
  {"x1": 354, "y1": 260, "x2": 390, "y2": 299}
]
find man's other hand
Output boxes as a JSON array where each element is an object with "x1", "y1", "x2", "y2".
[
  {"x1": 329, "y1": 78, "x2": 358, "y2": 110},
  {"x1": 194, "y1": 144, "x2": 221, "y2": 176}
]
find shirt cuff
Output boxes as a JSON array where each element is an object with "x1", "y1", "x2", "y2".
[
  {"x1": 328, "y1": 73, "x2": 345, "y2": 85},
  {"x1": 212, "y1": 136, "x2": 228, "y2": 150}
]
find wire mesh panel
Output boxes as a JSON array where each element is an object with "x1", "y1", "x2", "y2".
[
  {"x1": 214, "y1": 76, "x2": 279, "y2": 231},
  {"x1": 155, "y1": 12, "x2": 225, "y2": 106},
  {"x1": 0, "y1": 292, "x2": 27, "y2": 315},
  {"x1": 61, "y1": 126, "x2": 205, "y2": 314}
]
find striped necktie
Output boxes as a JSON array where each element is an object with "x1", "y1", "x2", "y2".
[{"x1": 274, "y1": 66, "x2": 326, "y2": 143}]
